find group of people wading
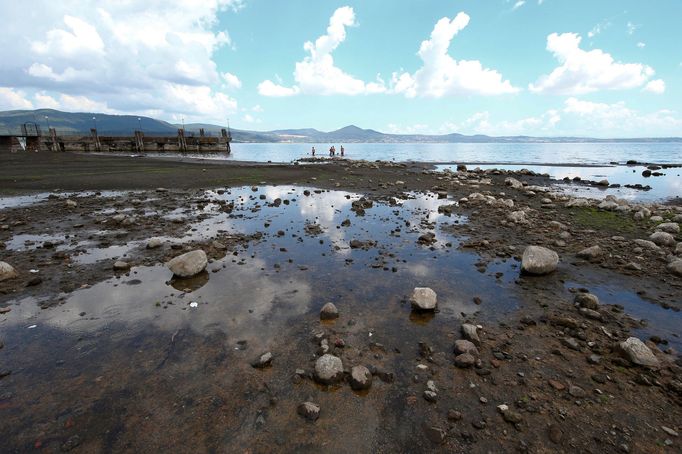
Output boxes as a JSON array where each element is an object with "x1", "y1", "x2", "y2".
[{"x1": 310, "y1": 145, "x2": 344, "y2": 157}]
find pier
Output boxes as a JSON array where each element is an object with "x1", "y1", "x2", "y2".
[{"x1": 0, "y1": 123, "x2": 232, "y2": 154}]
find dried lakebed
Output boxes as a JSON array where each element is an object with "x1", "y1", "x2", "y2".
[{"x1": 0, "y1": 164, "x2": 681, "y2": 453}]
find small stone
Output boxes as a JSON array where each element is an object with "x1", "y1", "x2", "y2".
[
  {"x1": 661, "y1": 426, "x2": 679, "y2": 437},
  {"x1": 568, "y1": 385, "x2": 586, "y2": 398},
  {"x1": 350, "y1": 365, "x2": 372, "y2": 391},
  {"x1": 576, "y1": 245, "x2": 602, "y2": 260},
  {"x1": 65, "y1": 199, "x2": 77, "y2": 208},
  {"x1": 320, "y1": 302, "x2": 339, "y2": 320},
  {"x1": 0, "y1": 261, "x2": 18, "y2": 282},
  {"x1": 314, "y1": 354, "x2": 344, "y2": 384},
  {"x1": 548, "y1": 424, "x2": 562, "y2": 443},
  {"x1": 297, "y1": 402, "x2": 320, "y2": 421},
  {"x1": 575, "y1": 293, "x2": 599, "y2": 310},
  {"x1": 113, "y1": 260, "x2": 130, "y2": 271},
  {"x1": 548, "y1": 379, "x2": 565, "y2": 391},
  {"x1": 619, "y1": 337, "x2": 659, "y2": 367},
  {"x1": 454, "y1": 339, "x2": 479, "y2": 356},
  {"x1": 587, "y1": 354, "x2": 601, "y2": 365},
  {"x1": 423, "y1": 390, "x2": 438, "y2": 403},
  {"x1": 447, "y1": 410, "x2": 463, "y2": 421},
  {"x1": 423, "y1": 425, "x2": 446, "y2": 444},
  {"x1": 454, "y1": 353, "x2": 476, "y2": 368},
  {"x1": 166, "y1": 250, "x2": 208, "y2": 278},
  {"x1": 562, "y1": 337, "x2": 580, "y2": 351},
  {"x1": 146, "y1": 238, "x2": 163, "y2": 249},
  {"x1": 650, "y1": 231, "x2": 676, "y2": 247},
  {"x1": 667, "y1": 259, "x2": 682, "y2": 277},
  {"x1": 251, "y1": 352, "x2": 273, "y2": 368},
  {"x1": 410, "y1": 287, "x2": 437, "y2": 311},
  {"x1": 461, "y1": 323, "x2": 481, "y2": 345}
]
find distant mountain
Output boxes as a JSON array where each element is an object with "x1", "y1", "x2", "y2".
[{"x1": 1, "y1": 109, "x2": 681, "y2": 143}]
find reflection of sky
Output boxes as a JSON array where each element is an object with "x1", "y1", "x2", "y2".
[{"x1": 438, "y1": 164, "x2": 682, "y2": 202}]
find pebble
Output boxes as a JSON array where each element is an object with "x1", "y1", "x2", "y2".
[
  {"x1": 297, "y1": 402, "x2": 320, "y2": 421},
  {"x1": 350, "y1": 365, "x2": 372, "y2": 391},
  {"x1": 410, "y1": 287, "x2": 437, "y2": 311},
  {"x1": 314, "y1": 354, "x2": 344, "y2": 384}
]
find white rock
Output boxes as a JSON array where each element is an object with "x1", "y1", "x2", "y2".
[
  {"x1": 521, "y1": 246, "x2": 559, "y2": 275},
  {"x1": 576, "y1": 245, "x2": 602, "y2": 260},
  {"x1": 633, "y1": 239, "x2": 661, "y2": 251},
  {"x1": 410, "y1": 287, "x2": 437, "y2": 310},
  {"x1": 0, "y1": 261, "x2": 18, "y2": 282},
  {"x1": 166, "y1": 249, "x2": 208, "y2": 277},
  {"x1": 619, "y1": 337, "x2": 659, "y2": 368},
  {"x1": 65, "y1": 199, "x2": 77, "y2": 208},
  {"x1": 320, "y1": 302, "x2": 339, "y2": 320},
  {"x1": 461, "y1": 323, "x2": 481, "y2": 345},
  {"x1": 350, "y1": 365, "x2": 372, "y2": 390},
  {"x1": 147, "y1": 238, "x2": 164, "y2": 249}
]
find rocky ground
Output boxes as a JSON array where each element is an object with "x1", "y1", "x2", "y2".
[{"x1": 0, "y1": 152, "x2": 681, "y2": 453}]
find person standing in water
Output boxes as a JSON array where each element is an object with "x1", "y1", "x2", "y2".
[
  {"x1": 311, "y1": 146, "x2": 315, "y2": 156},
  {"x1": 340, "y1": 145, "x2": 345, "y2": 157}
]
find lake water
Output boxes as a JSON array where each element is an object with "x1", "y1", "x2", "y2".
[{"x1": 171, "y1": 142, "x2": 682, "y2": 165}]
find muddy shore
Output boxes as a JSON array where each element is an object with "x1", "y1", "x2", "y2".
[{"x1": 0, "y1": 152, "x2": 681, "y2": 453}]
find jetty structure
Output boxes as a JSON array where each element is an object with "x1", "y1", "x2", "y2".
[{"x1": 0, "y1": 122, "x2": 232, "y2": 154}]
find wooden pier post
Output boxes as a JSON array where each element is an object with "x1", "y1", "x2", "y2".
[
  {"x1": 90, "y1": 128, "x2": 101, "y2": 152},
  {"x1": 49, "y1": 128, "x2": 60, "y2": 152},
  {"x1": 178, "y1": 129, "x2": 187, "y2": 152},
  {"x1": 134, "y1": 131, "x2": 145, "y2": 152}
]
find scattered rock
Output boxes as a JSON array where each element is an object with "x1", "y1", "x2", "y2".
[
  {"x1": 410, "y1": 287, "x2": 437, "y2": 311},
  {"x1": 251, "y1": 352, "x2": 273, "y2": 368},
  {"x1": 0, "y1": 261, "x2": 18, "y2": 282},
  {"x1": 576, "y1": 245, "x2": 602, "y2": 260},
  {"x1": 146, "y1": 238, "x2": 164, "y2": 249},
  {"x1": 667, "y1": 259, "x2": 682, "y2": 276},
  {"x1": 320, "y1": 302, "x2": 339, "y2": 320},
  {"x1": 314, "y1": 354, "x2": 344, "y2": 384},
  {"x1": 350, "y1": 365, "x2": 372, "y2": 391},
  {"x1": 650, "y1": 231, "x2": 676, "y2": 247},
  {"x1": 575, "y1": 293, "x2": 599, "y2": 310},
  {"x1": 461, "y1": 323, "x2": 481, "y2": 345},
  {"x1": 656, "y1": 222, "x2": 680, "y2": 234},
  {"x1": 619, "y1": 337, "x2": 659, "y2": 368},
  {"x1": 297, "y1": 402, "x2": 320, "y2": 421},
  {"x1": 454, "y1": 339, "x2": 479, "y2": 356},
  {"x1": 521, "y1": 246, "x2": 559, "y2": 275},
  {"x1": 454, "y1": 353, "x2": 476, "y2": 368},
  {"x1": 113, "y1": 260, "x2": 130, "y2": 271},
  {"x1": 166, "y1": 250, "x2": 208, "y2": 277}
]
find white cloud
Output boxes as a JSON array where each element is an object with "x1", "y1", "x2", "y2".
[
  {"x1": 390, "y1": 12, "x2": 518, "y2": 97},
  {"x1": 258, "y1": 6, "x2": 386, "y2": 97},
  {"x1": 446, "y1": 98, "x2": 682, "y2": 137},
  {"x1": 530, "y1": 32, "x2": 656, "y2": 95},
  {"x1": 251, "y1": 104, "x2": 264, "y2": 113},
  {"x1": 627, "y1": 21, "x2": 639, "y2": 35},
  {"x1": 221, "y1": 72, "x2": 242, "y2": 89},
  {"x1": 0, "y1": 0, "x2": 241, "y2": 122},
  {"x1": 643, "y1": 79, "x2": 665, "y2": 94},
  {"x1": 512, "y1": 1, "x2": 526, "y2": 11},
  {"x1": 0, "y1": 87, "x2": 34, "y2": 110},
  {"x1": 636, "y1": 42, "x2": 646, "y2": 49}
]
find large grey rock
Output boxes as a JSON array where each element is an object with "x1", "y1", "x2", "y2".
[
  {"x1": 667, "y1": 259, "x2": 682, "y2": 277},
  {"x1": 166, "y1": 249, "x2": 208, "y2": 277},
  {"x1": 350, "y1": 365, "x2": 372, "y2": 390},
  {"x1": 410, "y1": 287, "x2": 437, "y2": 311},
  {"x1": 504, "y1": 177, "x2": 523, "y2": 189},
  {"x1": 650, "y1": 231, "x2": 676, "y2": 247},
  {"x1": 314, "y1": 354, "x2": 344, "y2": 384},
  {"x1": 0, "y1": 261, "x2": 17, "y2": 282},
  {"x1": 656, "y1": 222, "x2": 680, "y2": 234},
  {"x1": 461, "y1": 323, "x2": 481, "y2": 345},
  {"x1": 675, "y1": 243, "x2": 682, "y2": 256},
  {"x1": 619, "y1": 337, "x2": 659, "y2": 367},
  {"x1": 576, "y1": 245, "x2": 602, "y2": 260},
  {"x1": 320, "y1": 302, "x2": 339, "y2": 320},
  {"x1": 521, "y1": 246, "x2": 559, "y2": 275}
]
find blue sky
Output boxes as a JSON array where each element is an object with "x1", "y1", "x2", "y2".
[{"x1": 0, "y1": 0, "x2": 680, "y2": 137}]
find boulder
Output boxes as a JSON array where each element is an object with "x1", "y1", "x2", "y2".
[
  {"x1": 633, "y1": 239, "x2": 660, "y2": 251},
  {"x1": 0, "y1": 261, "x2": 18, "y2": 282},
  {"x1": 166, "y1": 250, "x2": 208, "y2": 277},
  {"x1": 320, "y1": 302, "x2": 339, "y2": 320},
  {"x1": 113, "y1": 260, "x2": 130, "y2": 271},
  {"x1": 650, "y1": 231, "x2": 676, "y2": 247},
  {"x1": 521, "y1": 246, "x2": 559, "y2": 275},
  {"x1": 410, "y1": 287, "x2": 437, "y2": 311},
  {"x1": 314, "y1": 354, "x2": 344, "y2": 384},
  {"x1": 349, "y1": 365, "x2": 372, "y2": 391},
  {"x1": 619, "y1": 337, "x2": 659, "y2": 368},
  {"x1": 454, "y1": 353, "x2": 476, "y2": 368},
  {"x1": 251, "y1": 352, "x2": 273, "y2": 368}
]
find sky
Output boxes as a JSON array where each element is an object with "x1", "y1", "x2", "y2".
[{"x1": 0, "y1": 0, "x2": 680, "y2": 137}]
